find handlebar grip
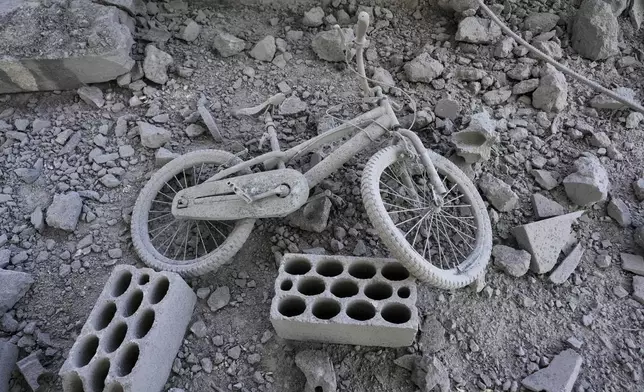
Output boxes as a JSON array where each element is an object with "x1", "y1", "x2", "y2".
[{"x1": 356, "y1": 11, "x2": 369, "y2": 43}]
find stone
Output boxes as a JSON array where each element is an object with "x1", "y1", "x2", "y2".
[
  {"x1": 372, "y1": 67, "x2": 395, "y2": 92},
  {"x1": 478, "y1": 173, "x2": 519, "y2": 212},
  {"x1": 549, "y1": 243, "x2": 585, "y2": 284},
  {"x1": 626, "y1": 112, "x2": 644, "y2": 129},
  {"x1": 513, "y1": 79, "x2": 540, "y2": 95},
  {"x1": 603, "y1": 0, "x2": 630, "y2": 16},
  {"x1": 17, "y1": 352, "x2": 50, "y2": 391},
  {"x1": 311, "y1": 28, "x2": 354, "y2": 62},
  {"x1": 0, "y1": 249, "x2": 10, "y2": 268},
  {"x1": 531, "y1": 193, "x2": 566, "y2": 218},
  {"x1": 279, "y1": 96, "x2": 308, "y2": 115},
  {"x1": 143, "y1": 44, "x2": 173, "y2": 84},
  {"x1": 437, "y1": 0, "x2": 479, "y2": 12},
  {"x1": 0, "y1": 341, "x2": 18, "y2": 392},
  {"x1": 155, "y1": 147, "x2": 179, "y2": 167},
  {"x1": 207, "y1": 286, "x2": 231, "y2": 312},
  {"x1": 411, "y1": 356, "x2": 451, "y2": 392},
  {"x1": 483, "y1": 89, "x2": 511, "y2": 105},
  {"x1": 46, "y1": 192, "x2": 83, "y2": 231},
  {"x1": 295, "y1": 350, "x2": 337, "y2": 392},
  {"x1": 178, "y1": 19, "x2": 201, "y2": 42},
  {"x1": 572, "y1": 0, "x2": 619, "y2": 60},
  {"x1": 495, "y1": 37, "x2": 514, "y2": 58},
  {"x1": 419, "y1": 316, "x2": 447, "y2": 354},
  {"x1": 590, "y1": 131, "x2": 611, "y2": 148},
  {"x1": 302, "y1": 7, "x2": 324, "y2": 27},
  {"x1": 635, "y1": 226, "x2": 644, "y2": 249},
  {"x1": 595, "y1": 254, "x2": 611, "y2": 268},
  {"x1": 512, "y1": 211, "x2": 585, "y2": 274},
  {"x1": 533, "y1": 41, "x2": 563, "y2": 60},
  {"x1": 197, "y1": 105, "x2": 223, "y2": 141},
  {"x1": 633, "y1": 276, "x2": 644, "y2": 304},
  {"x1": 631, "y1": 0, "x2": 644, "y2": 30},
  {"x1": 533, "y1": 64, "x2": 568, "y2": 112},
  {"x1": 590, "y1": 87, "x2": 638, "y2": 110},
  {"x1": 451, "y1": 111, "x2": 498, "y2": 163},
  {"x1": 456, "y1": 16, "x2": 501, "y2": 43},
  {"x1": 633, "y1": 178, "x2": 644, "y2": 201},
  {"x1": 138, "y1": 122, "x2": 171, "y2": 148},
  {"x1": 185, "y1": 124, "x2": 205, "y2": 137},
  {"x1": 434, "y1": 99, "x2": 461, "y2": 120},
  {"x1": 524, "y1": 13, "x2": 559, "y2": 33},
  {"x1": 0, "y1": 269, "x2": 34, "y2": 314},
  {"x1": 532, "y1": 169, "x2": 559, "y2": 190},
  {"x1": 492, "y1": 245, "x2": 531, "y2": 277},
  {"x1": 0, "y1": 0, "x2": 135, "y2": 94},
  {"x1": 250, "y1": 36, "x2": 276, "y2": 62},
  {"x1": 621, "y1": 253, "x2": 644, "y2": 275},
  {"x1": 521, "y1": 349, "x2": 582, "y2": 392},
  {"x1": 563, "y1": 155, "x2": 609, "y2": 206},
  {"x1": 77, "y1": 86, "x2": 105, "y2": 108},
  {"x1": 190, "y1": 320, "x2": 208, "y2": 338},
  {"x1": 289, "y1": 197, "x2": 332, "y2": 233},
  {"x1": 119, "y1": 145, "x2": 135, "y2": 158},
  {"x1": 607, "y1": 198, "x2": 631, "y2": 227},
  {"x1": 404, "y1": 52, "x2": 444, "y2": 83},
  {"x1": 213, "y1": 32, "x2": 246, "y2": 57},
  {"x1": 100, "y1": 174, "x2": 121, "y2": 188}
]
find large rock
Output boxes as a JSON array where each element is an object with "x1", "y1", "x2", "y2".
[
  {"x1": 451, "y1": 111, "x2": 498, "y2": 163},
  {"x1": 311, "y1": 28, "x2": 354, "y2": 62},
  {"x1": 492, "y1": 245, "x2": 531, "y2": 277},
  {"x1": 478, "y1": 173, "x2": 519, "y2": 212},
  {"x1": 524, "y1": 13, "x2": 559, "y2": 33},
  {"x1": 571, "y1": 0, "x2": 619, "y2": 60},
  {"x1": 138, "y1": 122, "x2": 170, "y2": 148},
  {"x1": 46, "y1": 192, "x2": 83, "y2": 231},
  {"x1": 455, "y1": 17, "x2": 501, "y2": 44},
  {"x1": 0, "y1": 270, "x2": 34, "y2": 314},
  {"x1": 522, "y1": 349, "x2": 582, "y2": 392},
  {"x1": 250, "y1": 36, "x2": 276, "y2": 62},
  {"x1": 212, "y1": 32, "x2": 246, "y2": 57},
  {"x1": 512, "y1": 211, "x2": 585, "y2": 274},
  {"x1": 0, "y1": 0, "x2": 135, "y2": 93},
  {"x1": 404, "y1": 53, "x2": 444, "y2": 83},
  {"x1": 532, "y1": 64, "x2": 568, "y2": 112},
  {"x1": 563, "y1": 155, "x2": 609, "y2": 206},
  {"x1": 143, "y1": 44, "x2": 173, "y2": 84}
]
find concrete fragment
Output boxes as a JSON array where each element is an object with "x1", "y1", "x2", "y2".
[
  {"x1": 0, "y1": 249, "x2": 10, "y2": 269},
  {"x1": 59, "y1": 265, "x2": 196, "y2": 392},
  {"x1": 607, "y1": 198, "x2": 631, "y2": 227},
  {"x1": 513, "y1": 79, "x2": 540, "y2": 95},
  {"x1": 635, "y1": 226, "x2": 644, "y2": 249},
  {"x1": 563, "y1": 155, "x2": 609, "y2": 206},
  {"x1": 532, "y1": 169, "x2": 559, "y2": 190},
  {"x1": 549, "y1": 243, "x2": 585, "y2": 284},
  {"x1": 197, "y1": 105, "x2": 223, "y2": 142},
  {"x1": 478, "y1": 173, "x2": 519, "y2": 212},
  {"x1": 590, "y1": 87, "x2": 638, "y2": 110},
  {"x1": 456, "y1": 16, "x2": 501, "y2": 43},
  {"x1": 302, "y1": 7, "x2": 324, "y2": 27},
  {"x1": 17, "y1": 352, "x2": 50, "y2": 391},
  {"x1": 495, "y1": 37, "x2": 514, "y2": 58},
  {"x1": 437, "y1": 0, "x2": 479, "y2": 12},
  {"x1": 288, "y1": 197, "x2": 332, "y2": 233},
  {"x1": 100, "y1": 174, "x2": 120, "y2": 188},
  {"x1": 521, "y1": 349, "x2": 582, "y2": 392},
  {"x1": 207, "y1": 286, "x2": 231, "y2": 312},
  {"x1": 533, "y1": 40, "x2": 563, "y2": 60},
  {"x1": 434, "y1": 99, "x2": 461, "y2": 120},
  {"x1": 143, "y1": 45, "x2": 173, "y2": 84},
  {"x1": 492, "y1": 245, "x2": 531, "y2": 277},
  {"x1": 451, "y1": 111, "x2": 498, "y2": 163},
  {"x1": 603, "y1": 0, "x2": 630, "y2": 16},
  {"x1": 572, "y1": 0, "x2": 619, "y2": 60},
  {"x1": 483, "y1": 89, "x2": 512, "y2": 106},
  {"x1": 411, "y1": 356, "x2": 450, "y2": 392},
  {"x1": 419, "y1": 316, "x2": 447, "y2": 354},
  {"x1": 46, "y1": 192, "x2": 83, "y2": 231},
  {"x1": 524, "y1": 12, "x2": 559, "y2": 33},
  {"x1": 0, "y1": 341, "x2": 19, "y2": 392},
  {"x1": 250, "y1": 36, "x2": 276, "y2": 62},
  {"x1": 271, "y1": 254, "x2": 419, "y2": 347},
  {"x1": 633, "y1": 276, "x2": 644, "y2": 304},
  {"x1": 0, "y1": 269, "x2": 34, "y2": 314},
  {"x1": 631, "y1": 0, "x2": 644, "y2": 30},
  {"x1": 533, "y1": 64, "x2": 568, "y2": 112},
  {"x1": 212, "y1": 32, "x2": 246, "y2": 57},
  {"x1": 77, "y1": 86, "x2": 105, "y2": 108},
  {"x1": 512, "y1": 211, "x2": 585, "y2": 274},
  {"x1": 621, "y1": 253, "x2": 644, "y2": 275},
  {"x1": 532, "y1": 193, "x2": 565, "y2": 218},
  {"x1": 311, "y1": 28, "x2": 354, "y2": 62},
  {"x1": 185, "y1": 124, "x2": 205, "y2": 138},
  {"x1": 279, "y1": 96, "x2": 308, "y2": 116},
  {"x1": 178, "y1": 19, "x2": 200, "y2": 42},
  {"x1": 404, "y1": 53, "x2": 444, "y2": 83},
  {"x1": 294, "y1": 350, "x2": 337, "y2": 392},
  {"x1": 138, "y1": 122, "x2": 170, "y2": 148},
  {"x1": 626, "y1": 112, "x2": 644, "y2": 129},
  {"x1": 372, "y1": 67, "x2": 395, "y2": 92}
]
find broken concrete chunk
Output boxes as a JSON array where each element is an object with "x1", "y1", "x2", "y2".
[
  {"x1": 455, "y1": 16, "x2": 501, "y2": 44},
  {"x1": 633, "y1": 178, "x2": 644, "y2": 201},
  {"x1": 532, "y1": 64, "x2": 568, "y2": 112},
  {"x1": 633, "y1": 276, "x2": 644, "y2": 304},
  {"x1": 213, "y1": 32, "x2": 246, "y2": 57},
  {"x1": 46, "y1": 192, "x2": 83, "y2": 231},
  {"x1": 77, "y1": 86, "x2": 105, "y2": 108},
  {"x1": 532, "y1": 193, "x2": 565, "y2": 219},
  {"x1": 483, "y1": 89, "x2": 512, "y2": 106},
  {"x1": 143, "y1": 44, "x2": 173, "y2": 84},
  {"x1": 621, "y1": 253, "x2": 644, "y2": 276},
  {"x1": 524, "y1": 12, "x2": 559, "y2": 33},
  {"x1": 411, "y1": 356, "x2": 451, "y2": 392},
  {"x1": 478, "y1": 173, "x2": 519, "y2": 212},
  {"x1": 492, "y1": 245, "x2": 531, "y2": 277},
  {"x1": 532, "y1": 169, "x2": 559, "y2": 190},
  {"x1": 207, "y1": 286, "x2": 231, "y2": 312},
  {"x1": 17, "y1": 352, "x2": 50, "y2": 391},
  {"x1": 295, "y1": 350, "x2": 337, "y2": 392},
  {"x1": 434, "y1": 98, "x2": 461, "y2": 120},
  {"x1": 589, "y1": 87, "x2": 638, "y2": 110},
  {"x1": 138, "y1": 122, "x2": 171, "y2": 148},
  {"x1": 521, "y1": 349, "x2": 582, "y2": 392},
  {"x1": 302, "y1": 6, "x2": 325, "y2": 27},
  {"x1": 311, "y1": 28, "x2": 354, "y2": 62},
  {"x1": 197, "y1": 105, "x2": 223, "y2": 142},
  {"x1": 178, "y1": 19, "x2": 201, "y2": 42},
  {"x1": 607, "y1": 198, "x2": 631, "y2": 227},
  {"x1": 289, "y1": 196, "x2": 332, "y2": 233},
  {"x1": 372, "y1": 67, "x2": 395, "y2": 92},
  {"x1": 451, "y1": 111, "x2": 498, "y2": 163},
  {"x1": 626, "y1": 112, "x2": 644, "y2": 129},
  {"x1": 279, "y1": 96, "x2": 308, "y2": 116},
  {"x1": 404, "y1": 53, "x2": 444, "y2": 83},
  {"x1": 0, "y1": 341, "x2": 18, "y2": 392},
  {"x1": 250, "y1": 36, "x2": 276, "y2": 62},
  {"x1": 185, "y1": 123, "x2": 205, "y2": 137},
  {"x1": 563, "y1": 155, "x2": 609, "y2": 206},
  {"x1": 549, "y1": 243, "x2": 585, "y2": 284},
  {"x1": 0, "y1": 269, "x2": 34, "y2": 314},
  {"x1": 572, "y1": 0, "x2": 619, "y2": 60},
  {"x1": 512, "y1": 211, "x2": 585, "y2": 274}
]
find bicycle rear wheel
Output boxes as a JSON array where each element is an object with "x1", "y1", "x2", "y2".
[{"x1": 361, "y1": 145, "x2": 492, "y2": 289}]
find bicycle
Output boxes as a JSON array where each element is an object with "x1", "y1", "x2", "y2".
[{"x1": 130, "y1": 12, "x2": 493, "y2": 289}]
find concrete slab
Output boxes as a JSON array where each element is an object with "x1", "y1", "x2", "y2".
[
  {"x1": 531, "y1": 193, "x2": 565, "y2": 219},
  {"x1": 549, "y1": 243, "x2": 585, "y2": 284},
  {"x1": 522, "y1": 349, "x2": 582, "y2": 392}
]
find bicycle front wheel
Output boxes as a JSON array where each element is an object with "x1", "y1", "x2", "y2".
[{"x1": 361, "y1": 145, "x2": 492, "y2": 289}]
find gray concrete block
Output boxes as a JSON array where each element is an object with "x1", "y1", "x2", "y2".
[
  {"x1": 0, "y1": 341, "x2": 19, "y2": 392},
  {"x1": 270, "y1": 254, "x2": 419, "y2": 347},
  {"x1": 59, "y1": 265, "x2": 196, "y2": 392},
  {"x1": 16, "y1": 351, "x2": 50, "y2": 391}
]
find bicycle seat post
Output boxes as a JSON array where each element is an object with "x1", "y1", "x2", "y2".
[{"x1": 263, "y1": 111, "x2": 285, "y2": 170}]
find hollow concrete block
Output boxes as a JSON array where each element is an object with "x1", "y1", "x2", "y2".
[
  {"x1": 270, "y1": 254, "x2": 419, "y2": 347},
  {"x1": 58, "y1": 265, "x2": 196, "y2": 392}
]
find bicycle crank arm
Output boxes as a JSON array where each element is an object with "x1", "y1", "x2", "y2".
[{"x1": 172, "y1": 169, "x2": 309, "y2": 220}]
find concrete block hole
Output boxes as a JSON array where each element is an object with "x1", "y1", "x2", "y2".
[
  {"x1": 280, "y1": 279, "x2": 293, "y2": 291},
  {"x1": 134, "y1": 308, "x2": 155, "y2": 339},
  {"x1": 149, "y1": 276, "x2": 169, "y2": 304},
  {"x1": 93, "y1": 302, "x2": 117, "y2": 330},
  {"x1": 103, "y1": 322, "x2": 127, "y2": 353},
  {"x1": 330, "y1": 279, "x2": 359, "y2": 298},
  {"x1": 112, "y1": 271, "x2": 132, "y2": 297},
  {"x1": 115, "y1": 343, "x2": 140, "y2": 377},
  {"x1": 74, "y1": 335, "x2": 99, "y2": 367},
  {"x1": 381, "y1": 303, "x2": 411, "y2": 324},
  {"x1": 138, "y1": 273, "x2": 150, "y2": 285},
  {"x1": 348, "y1": 262, "x2": 376, "y2": 279},
  {"x1": 297, "y1": 277, "x2": 325, "y2": 296},
  {"x1": 315, "y1": 259, "x2": 343, "y2": 277},
  {"x1": 89, "y1": 358, "x2": 110, "y2": 392},
  {"x1": 381, "y1": 263, "x2": 410, "y2": 281},
  {"x1": 278, "y1": 296, "x2": 306, "y2": 317},
  {"x1": 397, "y1": 286, "x2": 411, "y2": 298},
  {"x1": 346, "y1": 300, "x2": 376, "y2": 321},
  {"x1": 364, "y1": 282, "x2": 393, "y2": 300},
  {"x1": 312, "y1": 298, "x2": 341, "y2": 320},
  {"x1": 123, "y1": 289, "x2": 143, "y2": 317},
  {"x1": 284, "y1": 258, "x2": 311, "y2": 275},
  {"x1": 64, "y1": 373, "x2": 84, "y2": 392}
]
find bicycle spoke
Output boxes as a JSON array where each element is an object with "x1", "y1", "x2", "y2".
[
  {"x1": 150, "y1": 219, "x2": 178, "y2": 241},
  {"x1": 182, "y1": 222, "x2": 192, "y2": 261},
  {"x1": 438, "y1": 213, "x2": 476, "y2": 243},
  {"x1": 380, "y1": 186, "x2": 425, "y2": 207},
  {"x1": 161, "y1": 221, "x2": 186, "y2": 256},
  {"x1": 203, "y1": 220, "x2": 220, "y2": 248},
  {"x1": 148, "y1": 212, "x2": 172, "y2": 223},
  {"x1": 207, "y1": 221, "x2": 228, "y2": 241},
  {"x1": 196, "y1": 222, "x2": 208, "y2": 257},
  {"x1": 164, "y1": 181, "x2": 179, "y2": 195},
  {"x1": 441, "y1": 210, "x2": 477, "y2": 229}
]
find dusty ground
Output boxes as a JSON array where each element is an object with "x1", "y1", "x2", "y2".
[{"x1": 1, "y1": 0, "x2": 643, "y2": 391}]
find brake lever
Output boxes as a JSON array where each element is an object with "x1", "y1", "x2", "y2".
[{"x1": 233, "y1": 93, "x2": 286, "y2": 118}]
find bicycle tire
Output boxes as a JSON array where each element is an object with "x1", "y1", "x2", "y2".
[
  {"x1": 131, "y1": 149, "x2": 256, "y2": 277},
  {"x1": 361, "y1": 145, "x2": 492, "y2": 289}
]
